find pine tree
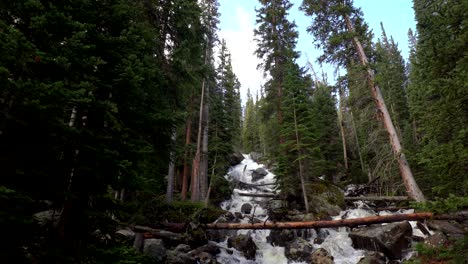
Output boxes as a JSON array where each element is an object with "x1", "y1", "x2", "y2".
[
  {"x1": 254, "y1": 0, "x2": 299, "y2": 154},
  {"x1": 301, "y1": 0, "x2": 425, "y2": 201},
  {"x1": 408, "y1": 0, "x2": 468, "y2": 197}
]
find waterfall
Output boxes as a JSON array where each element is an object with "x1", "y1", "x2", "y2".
[{"x1": 214, "y1": 154, "x2": 426, "y2": 264}]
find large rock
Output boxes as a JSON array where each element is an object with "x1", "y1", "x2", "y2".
[
  {"x1": 227, "y1": 234, "x2": 257, "y2": 260},
  {"x1": 267, "y1": 229, "x2": 295, "y2": 247},
  {"x1": 228, "y1": 152, "x2": 244, "y2": 166},
  {"x1": 241, "y1": 203, "x2": 253, "y2": 214},
  {"x1": 310, "y1": 248, "x2": 334, "y2": 264},
  {"x1": 115, "y1": 229, "x2": 135, "y2": 242},
  {"x1": 285, "y1": 237, "x2": 314, "y2": 262},
  {"x1": 250, "y1": 152, "x2": 263, "y2": 162},
  {"x1": 251, "y1": 167, "x2": 268, "y2": 182},
  {"x1": 427, "y1": 220, "x2": 466, "y2": 239},
  {"x1": 357, "y1": 251, "x2": 386, "y2": 264},
  {"x1": 143, "y1": 238, "x2": 167, "y2": 262},
  {"x1": 349, "y1": 221, "x2": 412, "y2": 260},
  {"x1": 206, "y1": 216, "x2": 237, "y2": 242},
  {"x1": 306, "y1": 183, "x2": 344, "y2": 219},
  {"x1": 166, "y1": 250, "x2": 194, "y2": 264},
  {"x1": 424, "y1": 231, "x2": 448, "y2": 248}
]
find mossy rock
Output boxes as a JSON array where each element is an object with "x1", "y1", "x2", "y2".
[{"x1": 306, "y1": 182, "x2": 344, "y2": 219}]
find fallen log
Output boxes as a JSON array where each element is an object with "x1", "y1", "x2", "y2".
[
  {"x1": 345, "y1": 196, "x2": 409, "y2": 202},
  {"x1": 373, "y1": 206, "x2": 412, "y2": 212},
  {"x1": 236, "y1": 192, "x2": 279, "y2": 198},
  {"x1": 205, "y1": 212, "x2": 434, "y2": 230}
]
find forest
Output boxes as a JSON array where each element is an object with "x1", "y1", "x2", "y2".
[{"x1": 0, "y1": 0, "x2": 466, "y2": 263}]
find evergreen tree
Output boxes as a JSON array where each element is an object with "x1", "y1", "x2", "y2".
[{"x1": 408, "y1": 0, "x2": 468, "y2": 197}]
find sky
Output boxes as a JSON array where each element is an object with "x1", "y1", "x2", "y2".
[{"x1": 218, "y1": 0, "x2": 417, "y2": 104}]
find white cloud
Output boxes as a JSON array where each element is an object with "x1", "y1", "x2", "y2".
[{"x1": 219, "y1": 7, "x2": 265, "y2": 104}]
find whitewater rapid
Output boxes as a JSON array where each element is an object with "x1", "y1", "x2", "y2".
[{"x1": 215, "y1": 154, "x2": 426, "y2": 264}]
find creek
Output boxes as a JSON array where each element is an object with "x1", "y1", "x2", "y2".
[{"x1": 213, "y1": 154, "x2": 428, "y2": 264}]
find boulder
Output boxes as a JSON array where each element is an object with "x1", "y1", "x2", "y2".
[
  {"x1": 166, "y1": 250, "x2": 194, "y2": 264},
  {"x1": 306, "y1": 183, "x2": 344, "y2": 219},
  {"x1": 227, "y1": 234, "x2": 257, "y2": 260},
  {"x1": 250, "y1": 152, "x2": 263, "y2": 162},
  {"x1": 267, "y1": 229, "x2": 295, "y2": 247},
  {"x1": 349, "y1": 221, "x2": 412, "y2": 259},
  {"x1": 285, "y1": 237, "x2": 314, "y2": 262},
  {"x1": 143, "y1": 238, "x2": 167, "y2": 262},
  {"x1": 251, "y1": 167, "x2": 268, "y2": 182},
  {"x1": 195, "y1": 252, "x2": 217, "y2": 264},
  {"x1": 206, "y1": 217, "x2": 237, "y2": 242},
  {"x1": 115, "y1": 229, "x2": 135, "y2": 242},
  {"x1": 424, "y1": 231, "x2": 448, "y2": 248},
  {"x1": 310, "y1": 248, "x2": 334, "y2": 264},
  {"x1": 427, "y1": 220, "x2": 466, "y2": 239},
  {"x1": 241, "y1": 203, "x2": 253, "y2": 214},
  {"x1": 228, "y1": 152, "x2": 244, "y2": 166},
  {"x1": 357, "y1": 251, "x2": 386, "y2": 264},
  {"x1": 33, "y1": 210, "x2": 60, "y2": 226},
  {"x1": 174, "y1": 244, "x2": 191, "y2": 253}
]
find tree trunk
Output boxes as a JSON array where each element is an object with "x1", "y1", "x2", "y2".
[
  {"x1": 344, "y1": 196, "x2": 409, "y2": 201},
  {"x1": 181, "y1": 103, "x2": 193, "y2": 200},
  {"x1": 236, "y1": 192, "x2": 279, "y2": 198},
  {"x1": 338, "y1": 88, "x2": 349, "y2": 172},
  {"x1": 343, "y1": 15, "x2": 425, "y2": 202},
  {"x1": 206, "y1": 212, "x2": 433, "y2": 229},
  {"x1": 199, "y1": 78, "x2": 209, "y2": 200},
  {"x1": 292, "y1": 100, "x2": 309, "y2": 213},
  {"x1": 166, "y1": 130, "x2": 177, "y2": 203},
  {"x1": 191, "y1": 84, "x2": 203, "y2": 201}
]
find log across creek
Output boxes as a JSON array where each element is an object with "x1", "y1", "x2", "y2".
[{"x1": 142, "y1": 212, "x2": 436, "y2": 232}]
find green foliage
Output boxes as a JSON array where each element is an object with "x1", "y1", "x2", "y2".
[
  {"x1": 407, "y1": 0, "x2": 468, "y2": 198},
  {"x1": 83, "y1": 245, "x2": 153, "y2": 264},
  {"x1": 405, "y1": 235, "x2": 468, "y2": 264},
  {"x1": 411, "y1": 195, "x2": 468, "y2": 214}
]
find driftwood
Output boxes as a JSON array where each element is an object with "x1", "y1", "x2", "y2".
[
  {"x1": 205, "y1": 212, "x2": 433, "y2": 229},
  {"x1": 345, "y1": 196, "x2": 409, "y2": 202},
  {"x1": 373, "y1": 206, "x2": 412, "y2": 212},
  {"x1": 236, "y1": 192, "x2": 279, "y2": 198},
  {"x1": 133, "y1": 225, "x2": 185, "y2": 241}
]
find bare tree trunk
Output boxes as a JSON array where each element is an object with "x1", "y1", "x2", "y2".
[
  {"x1": 166, "y1": 130, "x2": 177, "y2": 203},
  {"x1": 204, "y1": 152, "x2": 217, "y2": 207},
  {"x1": 206, "y1": 212, "x2": 433, "y2": 230},
  {"x1": 199, "y1": 79, "x2": 209, "y2": 200},
  {"x1": 191, "y1": 79, "x2": 204, "y2": 201},
  {"x1": 292, "y1": 100, "x2": 309, "y2": 213},
  {"x1": 338, "y1": 88, "x2": 349, "y2": 172},
  {"x1": 343, "y1": 15, "x2": 425, "y2": 202},
  {"x1": 181, "y1": 116, "x2": 192, "y2": 200},
  {"x1": 350, "y1": 111, "x2": 366, "y2": 174}
]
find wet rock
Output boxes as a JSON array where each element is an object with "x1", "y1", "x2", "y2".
[
  {"x1": 174, "y1": 244, "x2": 191, "y2": 253},
  {"x1": 267, "y1": 229, "x2": 295, "y2": 247},
  {"x1": 227, "y1": 234, "x2": 257, "y2": 260},
  {"x1": 357, "y1": 251, "x2": 386, "y2": 264},
  {"x1": 310, "y1": 248, "x2": 334, "y2": 264},
  {"x1": 241, "y1": 203, "x2": 253, "y2": 214},
  {"x1": 196, "y1": 252, "x2": 217, "y2": 264},
  {"x1": 285, "y1": 237, "x2": 314, "y2": 262},
  {"x1": 143, "y1": 238, "x2": 167, "y2": 262},
  {"x1": 250, "y1": 152, "x2": 263, "y2": 162},
  {"x1": 427, "y1": 220, "x2": 466, "y2": 239},
  {"x1": 115, "y1": 229, "x2": 135, "y2": 242},
  {"x1": 206, "y1": 217, "x2": 237, "y2": 242},
  {"x1": 289, "y1": 212, "x2": 316, "y2": 222},
  {"x1": 166, "y1": 250, "x2": 194, "y2": 264},
  {"x1": 234, "y1": 212, "x2": 243, "y2": 219},
  {"x1": 425, "y1": 231, "x2": 448, "y2": 248},
  {"x1": 33, "y1": 210, "x2": 60, "y2": 226},
  {"x1": 306, "y1": 183, "x2": 344, "y2": 219},
  {"x1": 349, "y1": 221, "x2": 412, "y2": 260},
  {"x1": 251, "y1": 167, "x2": 268, "y2": 182},
  {"x1": 228, "y1": 151, "x2": 244, "y2": 166}
]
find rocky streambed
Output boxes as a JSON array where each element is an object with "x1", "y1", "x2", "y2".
[{"x1": 119, "y1": 154, "x2": 467, "y2": 263}]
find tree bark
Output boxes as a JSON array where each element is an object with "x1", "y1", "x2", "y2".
[
  {"x1": 292, "y1": 99, "x2": 309, "y2": 213},
  {"x1": 343, "y1": 14, "x2": 425, "y2": 202},
  {"x1": 338, "y1": 88, "x2": 349, "y2": 171},
  {"x1": 181, "y1": 100, "x2": 193, "y2": 200},
  {"x1": 236, "y1": 192, "x2": 279, "y2": 198},
  {"x1": 344, "y1": 196, "x2": 409, "y2": 202},
  {"x1": 166, "y1": 130, "x2": 177, "y2": 203},
  {"x1": 206, "y1": 212, "x2": 433, "y2": 229},
  {"x1": 199, "y1": 76, "x2": 209, "y2": 200}
]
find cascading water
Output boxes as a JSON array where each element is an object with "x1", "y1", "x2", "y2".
[{"x1": 214, "y1": 154, "x2": 428, "y2": 264}]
